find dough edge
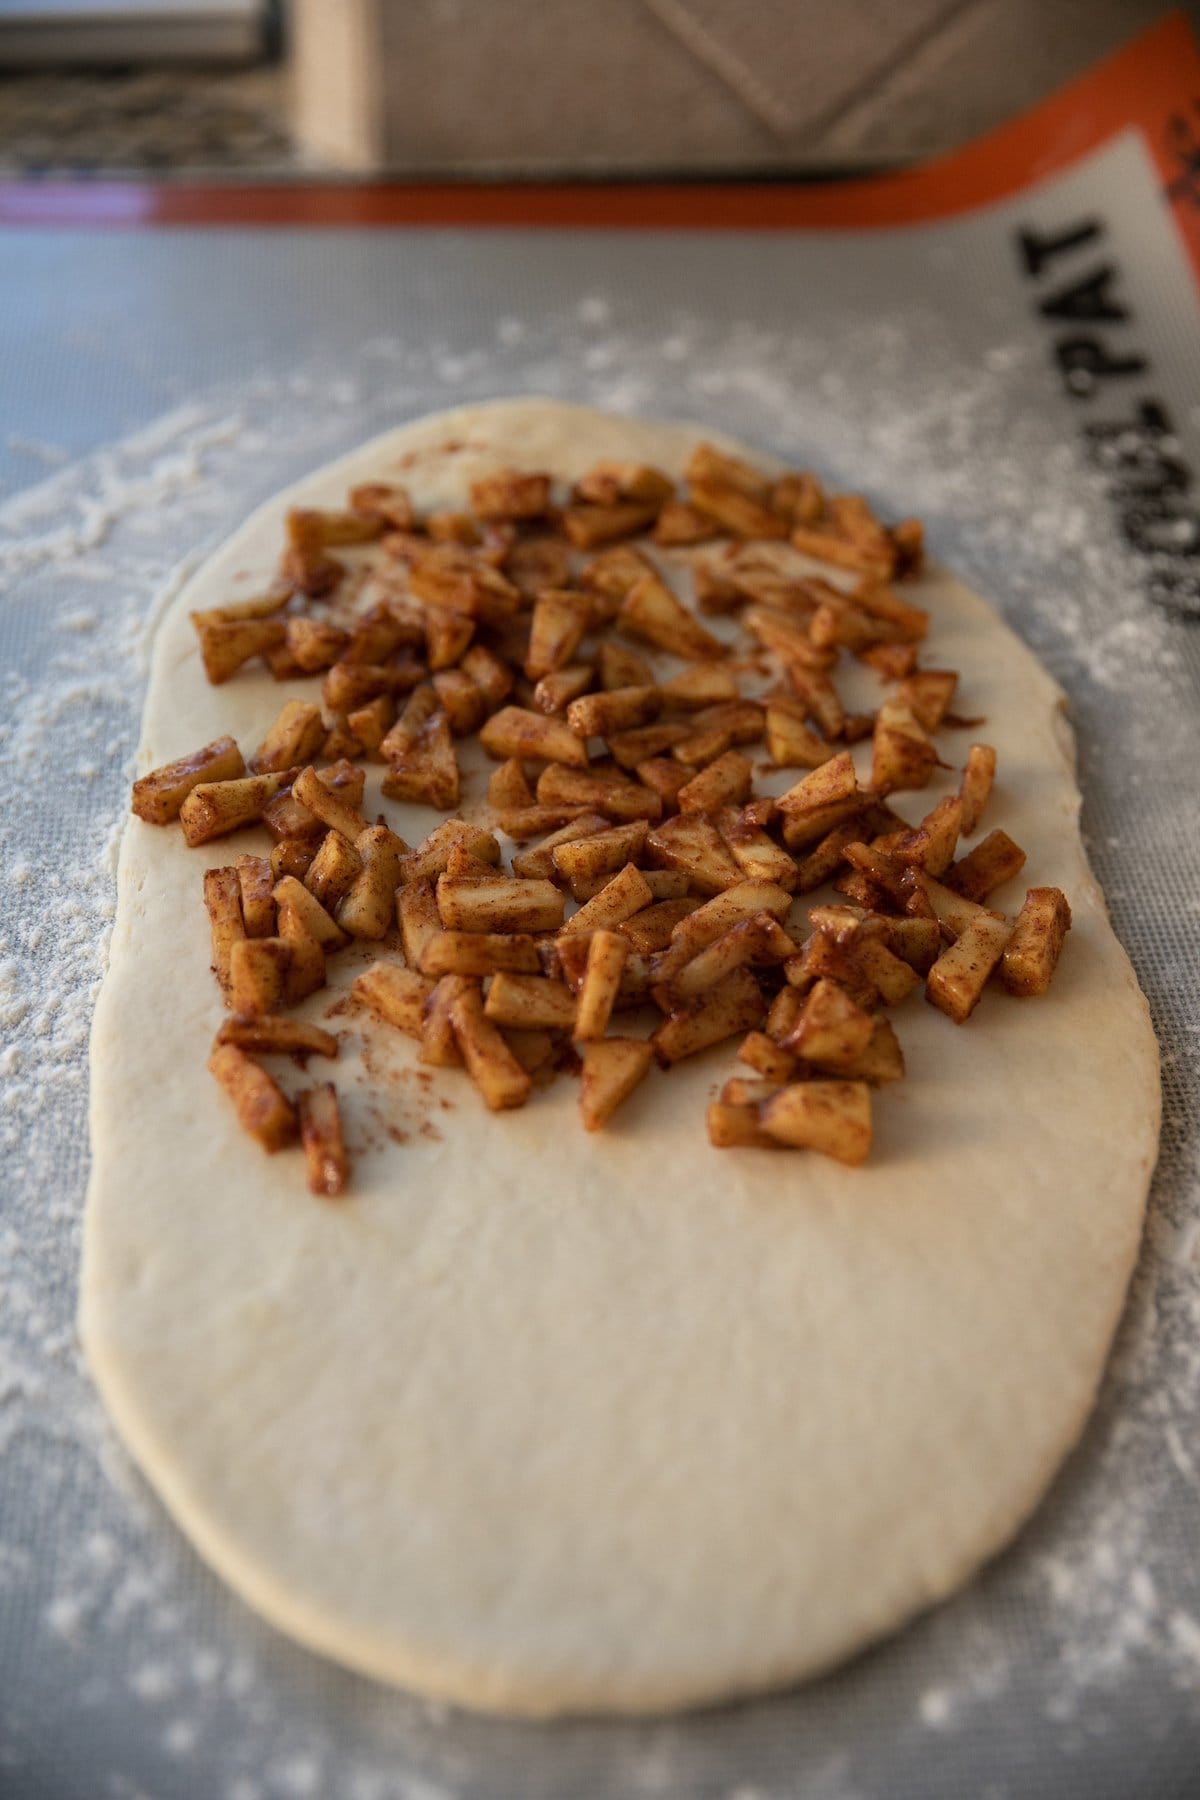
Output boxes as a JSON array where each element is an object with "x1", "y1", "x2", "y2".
[{"x1": 80, "y1": 397, "x2": 1161, "y2": 1718}]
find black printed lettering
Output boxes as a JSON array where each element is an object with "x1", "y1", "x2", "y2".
[
  {"x1": 1123, "y1": 500, "x2": 1200, "y2": 559},
  {"x1": 1055, "y1": 335, "x2": 1148, "y2": 396},
  {"x1": 1039, "y1": 265, "x2": 1130, "y2": 325},
  {"x1": 1017, "y1": 219, "x2": 1102, "y2": 277},
  {"x1": 1085, "y1": 403, "x2": 1192, "y2": 499},
  {"x1": 1017, "y1": 219, "x2": 1199, "y2": 619}
]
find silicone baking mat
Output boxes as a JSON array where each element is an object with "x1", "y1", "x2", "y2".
[{"x1": 1, "y1": 16, "x2": 1198, "y2": 1798}]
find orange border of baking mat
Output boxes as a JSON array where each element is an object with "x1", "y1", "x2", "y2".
[{"x1": 1, "y1": 11, "x2": 1198, "y2": 285}]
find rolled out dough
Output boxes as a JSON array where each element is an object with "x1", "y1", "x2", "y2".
[{"x1": 81, "y1": 399, "x2": 1159, "y2": 1716}]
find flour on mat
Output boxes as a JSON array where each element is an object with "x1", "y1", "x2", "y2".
[{"x1": 0, "y1": 309, "x2": 1197, "y2": 1797}]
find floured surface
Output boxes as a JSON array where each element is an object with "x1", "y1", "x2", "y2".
[{"x1": 79, "y1": 399, "x2": 1159, "y2": 1716}]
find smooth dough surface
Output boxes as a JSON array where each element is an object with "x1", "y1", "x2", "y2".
[{"x1": 81, "y1": 399, "x2": 1160, "y2": 1717}]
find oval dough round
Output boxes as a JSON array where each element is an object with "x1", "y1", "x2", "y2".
[{"x1": 81, "y1": 399, "x2": 1160, "y2": 1717}]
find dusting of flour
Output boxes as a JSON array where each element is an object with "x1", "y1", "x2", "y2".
[{"x1": 1, "y1": 306, "x2": 1197, "y2": 1799}]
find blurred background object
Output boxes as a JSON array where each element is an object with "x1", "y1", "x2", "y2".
[
  {"x1": 0, "y1": 0, "x2": 1193, "y2": 178},
  {"x1": 289, "y1": 0, "x2": 1188, "y2": 176},
  {"x1": 0, "y1": 0, "x2": 292, "y2": 172},
  {"x1": 0, "y1": 0, "x2": 270, "y2": 62}
]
